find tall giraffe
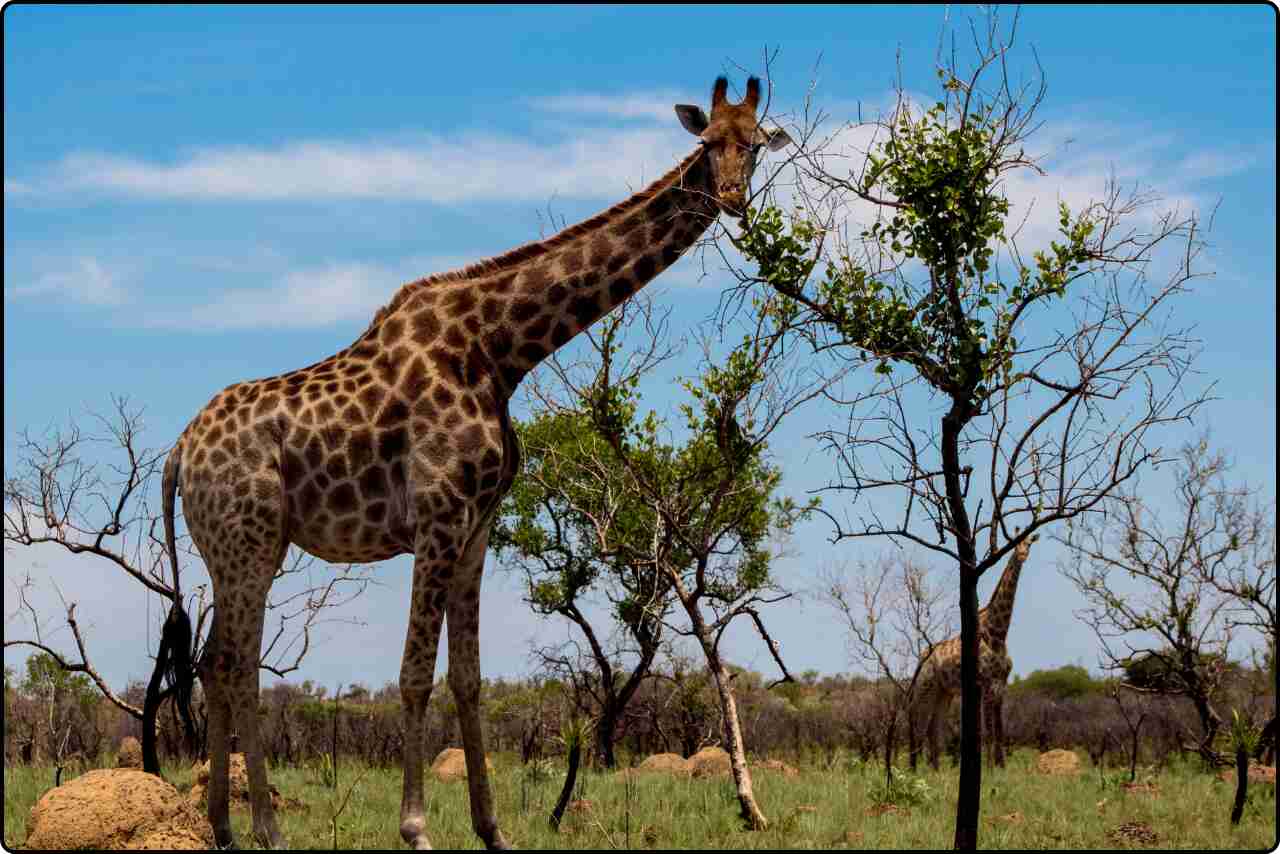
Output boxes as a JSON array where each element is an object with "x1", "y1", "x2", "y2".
[
  {"x1": 162, "y1": 76, "x2": 791, "y2": 850},
  {"x1": 915, "y1": 534, "x2": 1036, "y2": 770}
]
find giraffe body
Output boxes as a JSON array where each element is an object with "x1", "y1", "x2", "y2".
[
  {"x1": 915, "y1": 536, "x2": 1035, "y2": 770},
  {"x1": 163, "y1": 76, "x2": 789, "y2": 849}
]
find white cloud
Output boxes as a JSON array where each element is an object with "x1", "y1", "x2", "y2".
[
  {"x1": 35, "y1": 127, "x2": 693, "y2": 204},
  {"x1": 7, "y1": 257, "x2": 128, "y2": 306},
  {"x1": 528, "y1": 91, "x2": 696, "y2": 123},
  {"x1": 140, "y1": 261, "x2": 413, "y2": 330}
]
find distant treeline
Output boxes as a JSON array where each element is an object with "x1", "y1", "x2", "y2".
[{"x1": 4, "y1": 654, "x2": 1273, "y2": 771}]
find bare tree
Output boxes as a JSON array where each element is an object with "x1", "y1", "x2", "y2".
[
  {"x1": 1060, "y1": 438, "x2": 1271, "y2": 765},
  {"x1": 4, "y1": 398, "x2": 371, "y2": 772},
  {"x1": 1186, "y1": 447, "x2": 1276, "y2": 762},
  {"x1": 822, "y1": 552, "x2": 950, "y2": 781},
  {"x1": 730, "y1": 10, "x2": 1212, "y2": 846}
]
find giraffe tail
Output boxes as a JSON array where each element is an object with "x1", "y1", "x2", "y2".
[
  {"x1": 161, "y1": 438, "x2": 197, "y2": 745},
  {"x1": 162, "y1": 439, "x2": 183, "y2": 598}
]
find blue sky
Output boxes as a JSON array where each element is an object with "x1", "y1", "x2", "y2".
[{"x1": 4, "y1": 5, "x2": 1276, "y2": 694}]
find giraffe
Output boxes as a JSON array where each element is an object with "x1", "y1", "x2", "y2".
[
  {"x1": 915, "y1": 534, "x2": 1036, "y2": 770},
  {"x1": 160, "y1": 75, "x2": 791, "y2": 850}
]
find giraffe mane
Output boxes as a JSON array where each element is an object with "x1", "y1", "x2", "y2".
[{"x1": 358, "y1": 145, "x2": 708, "y2": 338}]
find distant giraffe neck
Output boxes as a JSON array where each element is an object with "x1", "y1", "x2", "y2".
[
  {"x1": 980, "y1": 547, "x2": 1029, "y2": 649},
  {"x1": 485, "y1": 146, "x2": 718, "y2": 388}
]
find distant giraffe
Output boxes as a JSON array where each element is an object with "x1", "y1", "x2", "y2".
[
  {"x1": 162, "y1": 76, "x2": 791, "y2": 849},
  {"x1": 915, "y1": 535, "x2": 1036, "y2": 769}
]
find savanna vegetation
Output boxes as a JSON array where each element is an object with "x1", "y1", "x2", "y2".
[
  {"x1": 3, "y1": 656, "x2": 1276, "y2": 849},
  {"x1": 4, "y1": 7, "x2": 1275, "y2": 851}
]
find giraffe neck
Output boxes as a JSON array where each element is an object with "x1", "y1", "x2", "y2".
[
  {"x1": 981, "y1": 549, "x2": 1027, "y2": 649},
  {"x1": 354, "y1": 146, "x2": 718, "y2": 402},
  {"x1": 487, "y1": 145, "x2": 717, "y2": 389}
]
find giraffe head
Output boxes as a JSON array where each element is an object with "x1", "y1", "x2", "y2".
[
  {"x1": 674, "y1": 76, "x2": 792, "y2": 218},
  {"x1": 1014, "y1": 531, "x2": 1037, "y2": 563}
]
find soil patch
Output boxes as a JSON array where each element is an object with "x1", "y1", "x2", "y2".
[
  {"x1": 431, "y1": 747, "x2": 493, "y2": 782},
  {"x1": 753, "y1": 758, "x2": 801, "y2": 778},
  {"x1": 1036, "y1": 749, "x2": 1081, "y2": 776},
  {"x1": 1217, "y1": 764, "x2": 1276, "y2": 786},
  {"x1": 1107, "y1": 820, "x2": 1159, "y2": 845},
  {"x1": 621, "y1": 752, "x2": 692, "y2": 777},
  {"x1": 117, "y1": 736, "x2": 143, "y2": 769},
  {"x1": 689, "y1": 746, "x2": 732, "y2": 778},
  {"x1": 866, "y1": 802, "x2": 911, "y2": 818},
  {"x1": 25, "y1": 768, "x2": 213, "y2": 850}
]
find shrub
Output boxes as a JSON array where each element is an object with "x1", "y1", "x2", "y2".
[{"x1": 1009, "y1": 665, "x2": 1102, "y2": 700}]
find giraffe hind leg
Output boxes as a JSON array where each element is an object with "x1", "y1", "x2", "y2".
[
  {"x1": 199, "y1": 613, "x2": 234, "y2": 848},
  {"x1": 218, "y1": 575, "x2": 283, "y2": 849}
]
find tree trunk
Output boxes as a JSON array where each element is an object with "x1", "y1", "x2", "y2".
[
  {"x1": 1231, "y1": 742, "x2": 1249, "y2": 825},
  {"x1": 943, "y1": 406, "x2": 981, "y2": 850},
  {"x1": 596, "y1": 707, "x2": 619, "y2": 770},
  {"x1": 1256, "y1": 715, "x2": 1276, "y2": 765},
  {"x1": 884, "y1": 714, "x2": 897, "y2": 789},
  {"x1": 908, "y1": 719, "x2": 920, "y2": 772},
  {"x1": 549, "y1": 736, "x2": 582, "y2": 830},
  {"x1": 705, "y1": 654, "x2": 768, "y2": 830},
  {"x1": 954, "y1": 566, "x2": 982, "y2": 849}
]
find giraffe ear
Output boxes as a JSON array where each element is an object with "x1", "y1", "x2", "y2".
[
  {"x1": 756, "y1": 125, "x2": 793, "y2": 152},
  {"x1": 675, "y1": 104, "x2": 709, "y2": 136}
]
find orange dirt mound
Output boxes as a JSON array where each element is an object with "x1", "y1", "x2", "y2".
[
  {"x1": 190, "y1": 752, "x2": 287, "y2": 809},
  {"x1": 25, "y1": 768, "x2": 213, "y2": 850},
  {"x1": 1107, "y1": 820, "x2": 1159, "y2": 845},
  {"x1": 431, "y1": 747, "x2": 493, "y2": 782},
  {"x1": 753, "y1": 758, "x2": 801, "y2": 778},
  {"x1": 117, "y1": 736, "x2": 143, "y2": 769},
  {"x1": 689, "y1": 746, "x2": 732, "y2": 778},
  {"x1": 1036, "y1": 748, "x2": 1081, "y2": 775},
  {"x1": 193, "y1": 752, "x2": 251, "y2": 799},
  {"x1": 867, "y1": 802, "x2": 910, "y2": 817},
  {"x1": 625, "y1": 752, "x2": 692, "y2": 776},
  {"x1": 1218, "y1": 764, "x2": 1276, "y2": 786}
]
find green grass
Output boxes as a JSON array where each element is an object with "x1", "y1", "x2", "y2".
[{"x1": 5, "y1": 749, "x2": 1276, "y2": 849}]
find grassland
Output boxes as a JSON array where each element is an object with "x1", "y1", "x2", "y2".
[{"x1": 4, "y1": 749, "x2": 1275, "y2": 850}]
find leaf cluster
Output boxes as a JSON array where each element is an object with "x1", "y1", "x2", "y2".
[{"x1": 740, "y1": 96, "x2": 1096, "y2": 405}]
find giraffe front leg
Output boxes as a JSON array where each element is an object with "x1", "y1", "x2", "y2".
[
  {"x1": 446, "y1": 528, "x2": 508, "y2": 851},
  {"x1": 926, "y1": 699, "x2": 944, "y2": 772},
  {"x1": 399, "y1": 549, "x2": 446, "y2": 850},
  {"x1": 990, "y1": 691, "x2": 1007, "y2": 768}
]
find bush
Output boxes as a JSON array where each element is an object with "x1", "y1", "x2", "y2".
[
  {"x1": 867, "y1": 767, "x2": 935, "y2": 807},
  {"x1": 1009, "y1": 665, "x2": 1102, "y2": 700}
]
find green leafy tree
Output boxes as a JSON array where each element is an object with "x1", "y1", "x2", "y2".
[
  {"x1": 510, "y1": 292, "x2": 823, "y2": 829},
  {"x1": 493, "y1": 404, "x2": 675, "y2": 769},
  {"x1": 733, "y1": 12, "x2": 1209, "y2": 847}
]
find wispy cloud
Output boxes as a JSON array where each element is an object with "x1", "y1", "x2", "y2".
[
  {"x1": 21, "y1": 127, "x2": 693, "y2": 204},
  {"x1": 528, "y1": 91, "x2": 696, "y2": 123},
  {"x1": 6, "y1": 257, "x2": 129, "y2": 306},
  {"x1": 141, "y1": 261, "x2": 411, "y2": 330}
]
